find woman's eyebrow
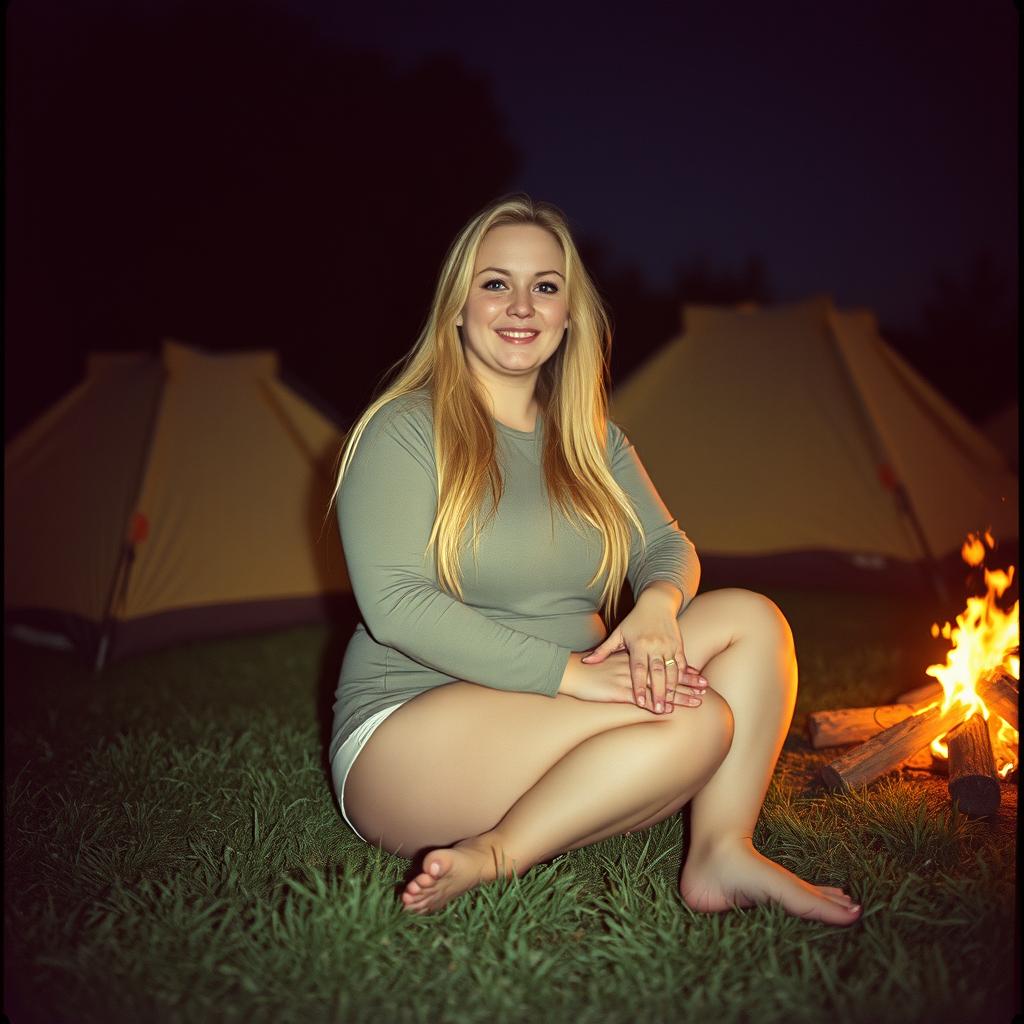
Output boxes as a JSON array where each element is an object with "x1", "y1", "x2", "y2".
[{"x1": 475, "y1": 266, "x2": 565, "y2": 280}]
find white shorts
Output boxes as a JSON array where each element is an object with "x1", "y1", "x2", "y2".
[{"x1": 331, "y1": 701, "x2": 408, "y2": 843}]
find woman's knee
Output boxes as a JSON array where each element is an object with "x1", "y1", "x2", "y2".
[
  {"x1": 703, "y1": 587, "x2": 794, "y2": 649},
  {"x1": 701, "y1": 686, "x2": 735, "y2": 757},
  {"x1": 741, "y1": 588, "x2": 792, "y2": 640},
  {"x1": 663, "y1": 685, "x2": 734, "y2": 763}
]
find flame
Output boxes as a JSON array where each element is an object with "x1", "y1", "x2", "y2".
[
  {"x1": 961, "y1": 531, "x2": 987, "y2": 567},
  {"x1": 923, "y1": 532, "x2": 1018, "y2": 777}
]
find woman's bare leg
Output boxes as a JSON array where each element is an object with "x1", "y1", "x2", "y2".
[
  {"x1": 344, "y1": 681, "x2": 734, "y2": 912},
  {"x1": 346, "y1": 587, "x2": 861, "y2": 924},
  {"x1": 672, "y1": 588, "x2": 862, "y2": 923}
]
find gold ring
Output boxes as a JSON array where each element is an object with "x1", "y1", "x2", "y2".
[{"x1": 664, "y1": 658, "x2": 676, "y2": 666}]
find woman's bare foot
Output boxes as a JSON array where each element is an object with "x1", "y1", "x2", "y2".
[
  {"x1": 400, "y1": 834, "x2": 510, "y2": 915},
  {"x1": 679, "y1": 836, "x2": 863, "y2": 926}
]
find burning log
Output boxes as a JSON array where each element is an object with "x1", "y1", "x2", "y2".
[
  {"x1": 988, "y1": 715, "x2": 1019, "y2": 782},
  {"x1": 896, "y1": 681, "x2": 943, "y2": 705},
  {"x1": 820, "y1": 702, "x2": 970, "y2": 791},
  {"x1": 808, "y1": 702, "x2": 921, "y2": 748},
  {"x1": 946, "y1": 714, "x2": 1000, "y2": 816},
  {"x1": 902, "y1": 675, "x2": 1019, "y2": 731},
  {"x1": 820, "y1": 667, "x2": 1012, "y2": 791},
  {"x1": 984, "y1": 673, "x2": 1019, "y2": 732}
]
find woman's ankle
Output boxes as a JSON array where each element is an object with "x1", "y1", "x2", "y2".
[
  {"x1": 455, "y1": 830, "x2": 516, "y2": 881},
  {"x1": 686, "y1": 831, "x2": 754, "y2": 863}
]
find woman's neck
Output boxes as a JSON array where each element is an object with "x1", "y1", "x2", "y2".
[{"x1": 479, "y1": 382, "x2": 539, "y2": 432}]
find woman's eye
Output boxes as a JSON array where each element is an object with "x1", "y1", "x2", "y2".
[{"x1": 482, "y1": 279, "x2": 559, "y2": 293}]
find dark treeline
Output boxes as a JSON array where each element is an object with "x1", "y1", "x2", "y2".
[
  {"x1": 6, "y1": 3, "x2": 1014, "y2": 441},
  {"x1": 6, "y1": 2, "x2": 519, "y2": 436},
  {"x1": 884, "y1": 252, "x2": 1018, "y2": 424}
]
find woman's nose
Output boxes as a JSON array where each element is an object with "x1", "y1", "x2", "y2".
[{"x1": 507, "y1": 289, "x2": 534, "y2": 316}]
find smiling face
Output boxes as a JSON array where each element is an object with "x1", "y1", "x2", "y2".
[{"x1": 458, "y1": 223, "x2": 569, "y2": 390}]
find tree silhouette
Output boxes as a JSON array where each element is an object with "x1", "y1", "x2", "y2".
[
  {"x1": 883, "y1": 251, "x2": 1017, "y2": 423},
  {"x1": 6, "y1": 1, "x2": 520, "y2": 439},
  {"x1": 577, "y1": 241, "x2": 773, "y2": 392}
]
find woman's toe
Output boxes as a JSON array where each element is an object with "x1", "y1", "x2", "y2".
[
  {"x1": 819, "y1": 885, "x2": 854, "y2": 904},
  {"x1": 403, "y1": 880, "x2": 432, "y2": 903}
]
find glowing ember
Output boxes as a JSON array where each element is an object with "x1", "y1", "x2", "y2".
[
  {"x1": 960, "y1": 530, "x2": 989, "y2": 567},
  {"x1": 924, "y1": 532, "x2": 1019, "y2": 777}
]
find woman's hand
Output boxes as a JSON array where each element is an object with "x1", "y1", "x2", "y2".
[
  {"x1": 579, "y1": 595, "x2": 707, "y2": 714},
  {"x1": 559, "y1": 651, "x2": 707, "y2": 713}
]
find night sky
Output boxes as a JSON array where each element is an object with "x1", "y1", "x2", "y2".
[
  {"x1": 5, "y1": 1, "x2": 1019, "y2": 439},
  {"x1": 327, "y1": 4, "x2": 1018, "y2": 326}
]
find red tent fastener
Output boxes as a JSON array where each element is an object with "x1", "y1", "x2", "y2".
[
  {"x1": 129, "y1": 512, "x2": 150, "y2": 544},
  {"x1": 877, "y1": 463, "x2": 900, "y2": 492}
]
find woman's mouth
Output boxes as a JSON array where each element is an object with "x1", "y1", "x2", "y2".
[{"x1": 494, "y1": 329, "x2": 539, "y2": 345}]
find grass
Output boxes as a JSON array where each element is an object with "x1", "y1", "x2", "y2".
[{"x1": 4, "y1": 587, "x2": 1018, "y2": 1024}]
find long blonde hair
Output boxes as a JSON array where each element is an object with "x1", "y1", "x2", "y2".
[{"x1": 327, "y1": 193, "x2": 646, "y2": 626}]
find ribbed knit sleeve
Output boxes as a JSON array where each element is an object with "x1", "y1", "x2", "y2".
[
  {"x1": 337, "y1": 400, "x2": 572, "y2": 697},
  {"x1": 608, "y1": 422, "x2": 700, "y2": 608}
]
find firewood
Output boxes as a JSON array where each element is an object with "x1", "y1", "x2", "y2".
[
  {"x1": 984, "y1": 673, "x2": 1019, "y2": 732},
  {"x1": 947, "y1": 714, "x2": 1001, "y2": 816},
  {"x1": 820, "y1": 703, "x2": 966, "y2": 791},
  {"x1": 808, "y1": 703, "x2": 921, "y2": 748},
  {"x1": 987, "y1": 715, "x2": 1019, "y2": 782},
  {"x1": 896, "y1": 671, "x2": 1018, "y2": 728},
  {"x1": 896, "y1": 672, "x2": 1018, "y2": 736},
  {"x1": 895, "y1": 681, "x2": 943, "y2": 705},
  {"x1": 820, "y1": 667, "x2": 1011, "y2": 791}
]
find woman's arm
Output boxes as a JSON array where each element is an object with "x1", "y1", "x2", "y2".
[
  {"x1": 338, "y1": 402, "x2": 573, "y2": 697},
  {"x1": 608, "y1": 423, "x2": 700, "y2": 610}
]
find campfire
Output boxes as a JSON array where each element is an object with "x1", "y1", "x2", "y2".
[{"x1": 810, "y1": 531, "x2": 1019, "y2": 817}]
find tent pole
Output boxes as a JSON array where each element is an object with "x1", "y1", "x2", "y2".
[
  {"x1": 890, "y1": 482, "x2": 952, "y2": 607},
  {"x1": 95, "y1": 545, "x2": 139, "y2": 674},
  {"x1": 94, "y1": 544, "x2": 128, "y2": 674},
  {"x1": 93, "y1": 361, "x2": 167, "y2": 673},
  {"x1": 828, "y1": 315, "x2": 953, "y2": 609},
  {"x1": 94, "y1": 631, "x2": 111, "y2": 674}
]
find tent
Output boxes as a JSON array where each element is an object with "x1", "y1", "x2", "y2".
[
  {"x1": 5, "y1": 340, "x2": 349, "y2": 668},
  {"x1": 608, "y1": 296, "x2": 1019, "y2": 593}
]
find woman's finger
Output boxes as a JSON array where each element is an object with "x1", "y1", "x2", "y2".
[
  {"x1": 682, "y1": 664, "x2": 708, "y2": 688},
  {"x1": 635, "y1": 683, "x2": 678, "y2": 714},
  {"x1": 671, "y1": 687, "x2": 703, "y2": 707},
  {"x1": 632, "y1": 682, "x2": 662, "y2": 714},
  {"x1": 649, "y1": 654, "x2": 669, "y2": 714},
  {"x1": 631, "y1": 658, "x2": 648, "y2": 707},
  {"x1": 665, "y1": 653, "x2": 680, "y2": 694}
]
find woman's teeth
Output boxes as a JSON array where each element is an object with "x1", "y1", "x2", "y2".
[{"x1": 495, "y1": 329, "x2": 539, "y2": 344}]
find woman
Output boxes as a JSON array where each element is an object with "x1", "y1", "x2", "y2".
[{"x1": 326, "y1": 194, "x2": 861, "y2": 924}]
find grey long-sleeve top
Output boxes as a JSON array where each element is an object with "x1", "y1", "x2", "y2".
[{"x1": 328, "y1": 387, "x2": 699, "y2": 762}]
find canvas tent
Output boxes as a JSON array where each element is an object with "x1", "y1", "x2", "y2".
[
  {"x1": 5, "y1": 340, "x2": 349, "y2": 668},
  {"x1": 609, "y1": 296, "x2": 1019, "y2": 593}
]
